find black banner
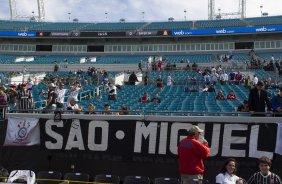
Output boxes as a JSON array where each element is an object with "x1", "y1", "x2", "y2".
[{"x1": 1, "y1": 118, "x2": 281, "y2": 182}]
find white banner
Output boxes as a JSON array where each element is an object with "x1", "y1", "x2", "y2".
[
  {"x1": 275, "y1": 123, "x2": 282, "y2": 155},
  {"x1": 4, "y1": 117, "x2": 40, "y2": 146}
]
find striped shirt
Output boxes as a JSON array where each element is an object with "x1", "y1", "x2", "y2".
[
  {"x1": 248, "y1": 172, "x2": 281, "y2": 184},
  {"x1": 18, "y1": 90, "x2": 33, "y2": 109}
]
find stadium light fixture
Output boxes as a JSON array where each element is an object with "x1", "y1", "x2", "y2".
[
  {"x1": 142, "y1": 11, "x2": 145, "y2": 22},
  {"x1": 184, "y1": 9, "x2": 187, "y2": 21},
  {"x1": 260, "y1": 5, "x2": 263, "y2": 17},
  {"x1": 105, "y1": 12, "x2": 108, "y2": 22},
  {"x1": 68, "y1": 12, "x2": 71, "y2": 21}
]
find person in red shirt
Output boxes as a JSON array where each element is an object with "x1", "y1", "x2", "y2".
[
  {"x1": 227, "y1": 90, "x2": 238, "y2": 100},
  {"x1": 178, "y1": 125, "x2": 210, "y2": 184}
]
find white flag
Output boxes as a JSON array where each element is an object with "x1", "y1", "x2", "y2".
[
  {"x1": 275, "y1": 123, "x2": 282, "y2": 155},
  {"x1": 4, "y1": 117, "x2": 40, "y2": 146}
]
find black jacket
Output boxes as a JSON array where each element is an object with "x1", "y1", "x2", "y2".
[{"x1": 248, "y1": 87, "x2": 271, "y2": 112}]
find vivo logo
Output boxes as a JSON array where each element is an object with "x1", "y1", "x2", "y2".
[
  {"x1": 256, "y1": 26, "x2": 267, "y2": 32},
  {"x1": 216, "y1": 29, "x2": 227, "y2": 34},
  {"x1": 173, "y1": 30, "x2": 185, "y2": 35},
  {"x1": 17, "y1": 32, "x2": 28, "y2": 36}
]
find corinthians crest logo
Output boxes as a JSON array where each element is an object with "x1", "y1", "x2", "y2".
[{"x1": 15, "y1": 120, "x2": 31, "y2": 142}]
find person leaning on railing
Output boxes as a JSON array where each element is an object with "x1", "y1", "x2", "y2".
[{"x1": 0, "y1": 87, "x2": 7, "y2": 118}]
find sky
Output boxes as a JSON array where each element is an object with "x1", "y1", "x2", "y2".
[{"x1": 0, "y1": 0, "x2": 281, "y2": 22}]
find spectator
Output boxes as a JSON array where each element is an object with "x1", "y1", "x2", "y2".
[
  {"x1": 207, "y1": 84, "x2": 216, "y2": 92},
  {"x1": 55, "y1": 82, "x2": 67, "y2": 110},
  {"x1": 27, "y1": 78, "x2": 34, "y2": 90},
  {"x1": 7, "y1": 84, "x2": 18, "y2": 111},
  {"x1": 167, "y1": 73, "x2": 174, "y2": 86},
  {"x1": 67, "y1": 81, "x2": 82, "y2": 103},
  {"x1": 66, "y1": 97, "x2": 82, "y2": 114},
  {"x1": 107, "y1": 82, "x2": 117, "y2": 101},
  {"x1": 229, "y1": 70, "x2": 236, "y2": 85},
  {"x1": 227, "y1": 90, "x2": 237, "y2": 100},
  {"x1": 156, "y1": 75, "x2": 163, "y2": 90},
  {"x1": 235, "y1": 71, "x2": 243, "y2": 85},
  {"x1": 143, "y1": 73, "x2": 149, "y2": 86},
  {"x1": 248, "y1": 81, "x2": 271, "y2": 116},
  {"x1": 237, "y1": 100, "x2": 249, "y2": 112},
  {"x1": 138, "y1": 61, "x2": 142, "y2": 71},
  {"x1": 140, "y1": 92, "x2": 150, "y2": 103},
  {"x1": 178, "y1": 125, "x2": 210, "y2": 184},
  {"x1": 248, "y1": 156, "x2": 281, "y2": 184},
  {"x1": 244, "y1": 75, "x2": 252, "y2": 89},
  {"x1": 17, "y1": 83, "x2": 33, "y2": 111},
  {"x1": 119, "y1": 105, "x2": 130, "y2": 115},
  {"x1": 128, "y1": 72, "x2": 139, "y2": 85},
  {"x1": 192, "y1": 62, "x2": 198, "y2": 71},
  {"x1": 46, "y1": 83, "x2": 57, "y2": 110},
  {"x1": 85, "y1": 103, "x2": 95, "y2": 114},
  {"x1": 216, "y1": 90, "x2": 226, "y2": 100},
  {"x1": 151, "y1": 93, "x2": 161, "y2": 104},
  {"x1": 215, "y1": 158, "x2": 240, "y2": 184},
  {"x1": 204, "y1": 73, "x2": 211, "y2": 85},
  {"x1": 271, "y1": 86, "x2": 282, "y2": 116},
  {"x1": 252, "y1": 75, "x2": 259, "y2": 86},
  {"x1": 0, "y1": 87, "x2": 7, "y2": 118},
  {"x1": 200, "y1": 84, "x2": 209, "y2": 92},
  {"x1": 104, "y1": 103, "x2": 112, "y2": 115},
  {"x1": 211, "y1": 71, "x2": 219, "y2": 85},
  {"x1": 220, "y1": 71, "x2": 229, "y2": 85}
]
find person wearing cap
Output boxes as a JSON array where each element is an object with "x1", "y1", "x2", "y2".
[
  {"x1": 248, "y1": 81, "x2": 271, "y2": 116},
  {"x1": 17, "y1": 83, "x2": 33, "y2": 110},
  {"x1": 271, "y1": 86, "x2": 282, "y2": 117},
  {"x1": 178, "y1": 125, "x2": 210, "y2": 184},
  {"x1": 46, "y1": 83, "x2": 57, "y2": 110},
  {"x1": 66, "y1": 97, "x2": 82, "y2": 114}
]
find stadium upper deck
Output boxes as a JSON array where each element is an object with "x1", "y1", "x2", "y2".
[{"x1": 0, "y1": 15, "x2": 282, "y2": 31}]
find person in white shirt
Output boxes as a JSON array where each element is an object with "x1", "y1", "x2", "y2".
[
  {"x1": 55, "y1": 83, "x2": 67, "y2": 109},
  {"x1": 167, "y1": 74, "x2": 174, "y2": 86},
  {"x1": 107, "y1": 82, "x2": 117, "y2": 101},
  {"x1": 220, "y1": 71, "x2": 229, "y2": 85},
  {"x1": 216, "y1": 158, "x2": 240, "y2": 184},
  {"x1": 252, "y1": 75, "x2": 258, "y2": 86},
  {"x1": 26, "y1": 78, "x2": 34, "y2": 90},
  {"x1": 67, "y1": 82, "x2": 81, "y2": 102}
]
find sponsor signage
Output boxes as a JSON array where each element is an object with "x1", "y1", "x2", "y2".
[
  {"x1": 126, "y1": 30, "x2": 171, "y2": 37},
  {"x1": 80, "y1": 31, "x2": 126, "y2": 37},
  {"x1": 0, "y1": 31, "x2": 36, "y2": 37},
  {"x1": 126, "y1": 31, "x2": 158, "y2": 36},
  {"x1": 172, "y1": 25, "x2": 282, "y2": 36},
  {"x1": 36, "y1": 31, "x2": 80, "y2": 37}
]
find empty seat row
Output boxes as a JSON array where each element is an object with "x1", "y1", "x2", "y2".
[{"x1": 36, "y1": 171, "x2": 180, "y2": 184}]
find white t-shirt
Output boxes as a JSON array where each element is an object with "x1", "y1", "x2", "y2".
[
  {"x1": 56, "y1": 88, "x2": 67, "y2": 103},
  {"x1": 215, "y1": 172, "x2": 239, "y2": 184},
  {"x1": 67, "y1": 86, "x2": 81, "y2": 102},
  {"x1": 167, "y1": 76, "x2": 173, "y2": 86}
]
